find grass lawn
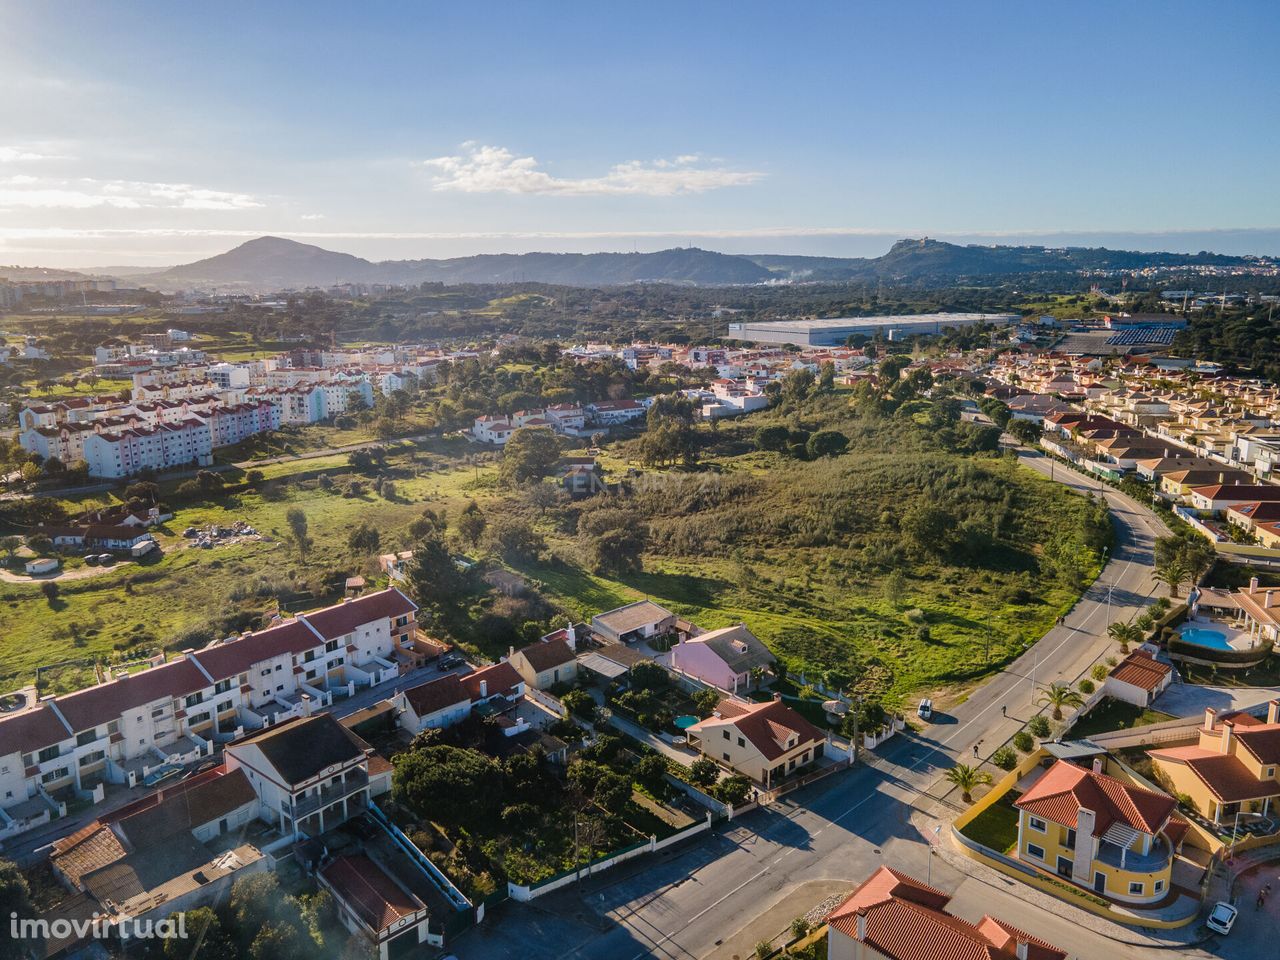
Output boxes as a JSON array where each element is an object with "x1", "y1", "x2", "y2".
[
  {"x1": 960, "y1": 792, "x2": 1022, "y2": 854},
  {"x1": 1067, "y1": 699, "x2": 1174, "y2": 739},
  {"x1": 0, "y1": 452, "x2": 498, "y2": 689}
]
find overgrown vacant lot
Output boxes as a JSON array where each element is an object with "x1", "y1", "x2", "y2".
[
  {"x1": 0, "y1": 452, "x2": 494, "y2": 690},
  {"x1": 510, "y1": 401, "x2": 1109, "y2": 704}
]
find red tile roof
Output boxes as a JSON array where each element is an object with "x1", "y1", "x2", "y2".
[
  {"x1": 1234, "y1": 725, "x2": 1280, "y2": 766},
  {"x1": 54, "y1": 660, "x2": 210, "y2": 734},
  {"x1": 301, "y1": 588, "x2": 416, "y2": 640},
  {"x1": 402, "y1": 675, "x2": 470, "y2": 718},
  {"x1": 1015, "y1": 760, "x2": 1178, "y2": 838},
  {"x1": 320, "y1": 854, "x2": 424, "y2": 933},
  {"x1": 515, "y1": 638, "x2": 576, "y2": 673},
  {"x1": 827, "y1": 866, "x2": 1066, "y2": 960},
  {"x1": 189, "y1": 619, "x2": 322, "y2": 680},
  {"x1": 460, "y1": 661, "x2": 522, "y2": 701},
  {"x1": 1152, "y1": 744, "x2": 1280, "y2": 803},
  {"x1": 689, "y1": 698, "x2": 825, "y2": 762},
  {"x1": 1108, "y1": 650, "x2": 1172, "y2": 692},
  {"x1": 0, "y1": 704, "x2": 72, "y2": 758}
]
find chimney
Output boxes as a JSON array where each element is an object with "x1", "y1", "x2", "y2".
[
  {"x1": 1205, "y1": 707, "x2": 1217, "y2": 732},
  {"x1": 1269, "y1": 699, "x2": 1280, "y2": 725},
  {"x1": 1016, "y1": 941, "x2": 1030, "y2": 960},
  {"x1": 1251, "y1": 577, "x2": 1260, "y2": 594},
  {"x1": 1221, "y1": 719, "x2": 1235, "y2": 755},
  {"x1": 856, "y1": 912, "x2": 867, "y2": 941},
  {"x1": 1219, "y1": 472, "x2": 1225, "y2": 483},
  {"x1": 479, "y1": 679, "x2": 487, "y2": 698},
  {"x1": 508, "y1": 645, "x2": 515, "y2": 659},
  {"x1": 1092, "y1": 756, "x2": 1105, "y2": 775}
]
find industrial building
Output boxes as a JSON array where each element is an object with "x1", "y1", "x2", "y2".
[{"x1": 726, "y1": 313, "x2": 1018, "y2": 346}]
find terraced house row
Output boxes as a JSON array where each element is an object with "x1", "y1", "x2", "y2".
[{"x1": 0, "y1": 588, "x2": 424, "y2": 841}]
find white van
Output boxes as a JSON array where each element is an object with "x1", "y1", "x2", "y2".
[{"x1": 917, "y1": 698, "x2": 933, "y2": 721}]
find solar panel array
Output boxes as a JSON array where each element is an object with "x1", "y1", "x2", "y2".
[{"x1": 1106, "y1": 326, "x2": 1179, "y2": 346}]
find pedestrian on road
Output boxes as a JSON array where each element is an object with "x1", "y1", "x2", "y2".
[
  {"x1": 973, "y1": 743, "x2": 980, "y2": 758},
  {"x1": 1001, "y1": 705, "x2": 1007, "y2": 717}
]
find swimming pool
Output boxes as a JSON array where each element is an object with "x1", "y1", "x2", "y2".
[
  {"x1": 1178, "y1": 626, "x2": 1234, "y2": 651},
  {"x1": 673, "y1": 714, "x2": 699, "y2": 729}
]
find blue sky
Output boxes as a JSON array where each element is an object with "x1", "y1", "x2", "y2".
[{"x1": 2, "y1": 0, "x2": 1278, "y2": 266}]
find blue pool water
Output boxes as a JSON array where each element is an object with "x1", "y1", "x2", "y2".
[
  {"x1": 673, "y1": 714, "x2": 699, "y2": 729},
  {"x1": 1179, "y1": 627, "x2": 1233, "y2": 651}
]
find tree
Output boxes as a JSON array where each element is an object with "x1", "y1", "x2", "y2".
[
  {"x1": 483, "y1": 517, "x2": 544, "y2": 563},
  {"x1": 689, "y1": 758, "x2": 718, "y2": 787},
  {"x1": 806, "y1": 430, "x2": 848, "y2": 458},
  {"x1": 347, "y1": 523, "x2": 381, "y2": 555},
  {"x1": 586, "y1": 526, "x2": 645, "y2": 575},
  {"x1": 228, "y1": 872, "x2": 281, "y2": 933},
  {"x1": 629, "y1": 661, "x2": 669, "y2": 691},
  {"x1": 879, "y1": 355, "x2": 910, "y2": 382},
  {"x1": 1007, "y1": 419, "x2": 1041, "y2": 445},
  {"x1": 882, "y1": 569, "x2": 908, "y2": 607},
  {"x1": 456, "y1": 500, "x2": 487, "y2": 546},
  {"x1": 561, "y1": 688, "x2": 596, "y2": 720},
  {"x1": 781, "y1": 368, "x2": 815, "y2": 403},
  {"x1": 1153, "y1": 557, "x2": 1191, "y2": 597},
  {"x1": 1108, "y1": 620, "x2": 1143, "y2": 654},
  {"x1": 818, "y1": 361, "x2": 836, "y2": 392},
  {"x1": 404, "y1": 529, "x2": 465, "y2": 630},
  {"x1": 1037, "y1": 682, "x2": 1085, "y2": 721},
  {"x1": 393, "y1": 744, "x2": 503, "y2": 826},
  {"x1": 40, "y1": 581, "x2": 59, "y2": 604},
  {"x1": 692, "y1": 688, "x2": 721, "y2": 718},
  {"x1": 634, "y1": 754, "x2": 668, "y2": 794},
  {"x1": 714, "y1": 774, "x2": 753, "y2": 807},
  {"x1": 245, "y1": 469, "x2": 264, "y2": 487},
  {"x1": 945, "y1": 763, "x2": 992, "y2": 803},
  {"x1": 285, "y1": 507, "x2": 311, "y2": 559},
  {"x1": 0, "y1": 858, "x2": 35, "y2": 960},
  {"x1": 754, "y1": 425, "x2": 790, "y2": 453},
  {"x1": 500, "y1": 427, "x2": 560, "y2": 486},
  {"x1": 0, "y1": 536, "x2": 20, "y2": 560},
  {"x1": 162, "y1": 906, "x2": 237, "y2": 960},
  {"x1": 196, "y1": 470, "x2": 224, "y2": 492}
]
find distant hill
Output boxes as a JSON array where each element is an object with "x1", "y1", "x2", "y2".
[
  {"x1": 150, "y1": 238, "x2": 771, "y2": 291},
  {"x1": 133, "y1": 235, "x2": 1275, "y2": 292},
  {"x1": 747, "y1": 238, "x2": 1265, "y2": 282},
  {"x1": 0, "y1": 265, "x2": 94, "y2": 282}
]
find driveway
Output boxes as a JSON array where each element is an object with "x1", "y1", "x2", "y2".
[{"x1": 1154, "y1": 681, "x2": 1280, "y2": 719}]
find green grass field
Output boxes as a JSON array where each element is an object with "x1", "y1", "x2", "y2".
[{"x1": 0, "y1": 452, "x2": 497, "y2": 689}]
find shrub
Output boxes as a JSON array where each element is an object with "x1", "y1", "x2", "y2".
[
  {"x1": 1012, "y1": 730, "x2": 1034, "y2": 753},
  {"x1": 1077, "y1": 679, "x2": 1095, "y2": 695},
  {"x1": 1027, "y1": 715, "x2": 1051, "y2": 738},
  {"x1": 991, "y1": 746, "x2": 1017, "y2": 770},
  {"x1": 1091, "y1": 664, "x2": 1108, "y2": 682}
]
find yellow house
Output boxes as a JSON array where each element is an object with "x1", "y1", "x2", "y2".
[
  {"x1": 686, "y1": 696, "x2": 827, "y2": 788},
  {"x1": 1150, "y1": 703, "x2": 1280, "y2": 827},
  {"x1": 1013, "y1": 759, "x2": 1188, "y2": 904},
  {"x1": 507, "y1": 634, "x2": 578, "y2": 691}
]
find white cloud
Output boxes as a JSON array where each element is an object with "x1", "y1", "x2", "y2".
[
  {"x1": 0, "y1": 175, "x2": 263, "y2": 211},
  {"x1": 0, "y1": 147, "x2": 50, "y2": 163},
  {"x1": 421, "y1": 144, "x2": 763, "y2": 197},
  {"x1": 300, "y1": 213, "x2": 326, "y2": 220}
]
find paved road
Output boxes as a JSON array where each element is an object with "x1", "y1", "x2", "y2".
[{"x1": 455, "y1": 449, "x2": 1183, "y2": 960}]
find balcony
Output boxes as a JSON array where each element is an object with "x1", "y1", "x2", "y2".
[
  {"x1": 288, "y1": 768, "x2": 369, "y2": 819},
  {"x1": 1095, "y1": 838, "x2": 1172, "y2": 873}
]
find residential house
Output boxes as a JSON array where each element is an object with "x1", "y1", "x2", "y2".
[
  {"x1": 1160, "y1": 468, "x2": 1253, "y2": 498},
  {"x1": 586, "y1": 399, "x2": 646, "y2": 426},
  {"x1": 670, "y1": 624, "x2": 773, "y2": 693},
  {"x1": 1103, "y1": 650, "x2": 1174, "y2": 707},
  {"x1": 1013, "y1": 759, "x2": 1187, "y2": 904},
  {"x1": 319, "y1": 854, "x2": 433, "y2": 960},
  {"x1": 826, "y1": 866, "x2": 1066, "y2": 960},
  {"x1": 396, "y1": 675, "x2": 472, "y2": 735},
  {"x1": 686, "y1": 696, "x2": 827, "y2": 788},
  {"x1": 223, "y1": 714, "x2": 378, "y2": 839},
  {"x1": 508, "y1": 634, "x2": 578, "y2": 691},
  {"x1": 472, "y1": 415, "x2": 516, "y2": 445},
  {"x1": 1189, "y1": 483, "x2": 1280, "y2": 515},
  {"x1": 1150, "y1": 703, "x2": 1280, "y2": 825},
  {"x1": 591, "y1": 599, "x2": 676, "y2": 645}
]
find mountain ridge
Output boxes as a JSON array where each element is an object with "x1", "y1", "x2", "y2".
[{"x1": 119, "y1": 235, "x2": 1277, "y2": 291}]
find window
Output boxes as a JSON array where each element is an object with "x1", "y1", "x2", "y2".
[
  {"x1": 737, "y1": 736, "x2": 746, "y2": 748},
  {"x1": 325, "y1": 640, "x2": 339, "y2": 653},
  {"x1": 722, "y1": 753, "x2": 730, "y2": 761},
  {"x1": 184, "y1": 693, "x2": 203, "y2": 708},
  {"x1": 1154, "y1": 880, "x2": 1165, "y2": 893},
  {"x1": 215, "y1": 679, "x2": 232, "y2": 694},
  {"x1": 152, "y1": 707, "x2": 167, "y2": 719},
  {"x1": 1026, "y1": 843, "x2": 1045, "y2": 861},
  {"x1": 1268, "y1": 767, "x2": 1276, "y2": 779},
  {"x1": 261, "y1": 669, "x2": 271, "y2": 677},
  {"x1": 1129, "y1": 881, "x2": 1144, "y2": 896},
  {"x1": 1028, "y1": 816, "x2": 1047, "y2": 832},
  {"x1": 78, "y1": 750, "x2": 105, "y2": 767},
  {"x1": 722, "y1": 730, "x2": 730, "y2": 740},
  {"x1": 76, "y1": 730, "x2": 99, "y2": 747}
]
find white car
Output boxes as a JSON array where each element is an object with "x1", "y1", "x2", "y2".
[{"x1": 1206, "y1": 901, "x2": 1237, "y2": 935}]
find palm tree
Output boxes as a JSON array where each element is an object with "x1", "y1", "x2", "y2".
[
  {"x1": 946, "y1": 763, "x2": 992, "y2": 803},
  {"x1": 1037, "y1": 682, "x2": 1085, "y2": 721},
  {"x1": 1108, "y1": 620, "x2": 1143, "y2": 654},
  {"x1": 1153, "y1": 557, "x2": 1192, "y2": 598}
]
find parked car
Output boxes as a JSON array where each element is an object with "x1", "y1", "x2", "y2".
[
  {"x1": 98, "y1": 554, "x2": 116, "y2": 565},
  {"x1": 1207, "y1": 901, "x2": 1237, "y2": 935},
  {"x1": 917, "y1": 698, "x2": 933, "y2": 721}
]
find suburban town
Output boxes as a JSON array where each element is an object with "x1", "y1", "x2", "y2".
[{"x1": 3, "y1": 5, "x2": 1279, "y2": 960}]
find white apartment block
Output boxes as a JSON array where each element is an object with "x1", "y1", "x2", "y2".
[{"x1": 0, "y1": 589, "x2": 417, "y2": 843}]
